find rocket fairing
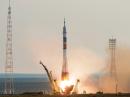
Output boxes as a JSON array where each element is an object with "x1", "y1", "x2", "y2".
[{"x1": 61, "y1": 19, "x2": 69, "y2": 81}]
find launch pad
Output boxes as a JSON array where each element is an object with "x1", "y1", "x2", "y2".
[{"x1": 40, "y1": 19, "x2": 79, "y2": 95}]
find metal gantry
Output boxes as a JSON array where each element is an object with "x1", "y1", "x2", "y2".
[
  {"x1": 4, "y1": 0, "x2": 14, "y2": 94},
  {"x1": 109, "y1": 37, "x2": 118, "y2": 93}
]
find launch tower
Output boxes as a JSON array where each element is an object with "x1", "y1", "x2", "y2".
[
  {"x1": 4, "y1": 0, "x2": 14, "y2": 94},
  {"x1": 109, "y1": 37, "x2": 118, "y2": 93}
]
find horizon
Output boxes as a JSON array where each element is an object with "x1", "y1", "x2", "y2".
[{"x1": 0, "y1": 0, "x2": 130, "y2": 93}]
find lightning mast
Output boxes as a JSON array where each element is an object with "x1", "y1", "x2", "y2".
[
  {"x1": 109, "y1": 37, "x2": 118, "y2": 93},
  {"x1": 61, "y1": 19, "x2": 69, "y2": 81},
  {"x1": 4, "y1": 0, "x2": 14, "y2": 94}
]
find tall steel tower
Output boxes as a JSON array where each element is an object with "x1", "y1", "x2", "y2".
[
  {"x1": 109, "y1": 37, "x2": 118, "y2": 93},
  {"x1": 61, "y1": 19, "x2": 69, "y2": 81},
  {"x1": 4, "y1": 0, "x2": 14, "y2": 94}
]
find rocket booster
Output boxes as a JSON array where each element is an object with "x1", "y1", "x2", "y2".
[{"x1": 61, "y1": 19, "x2": 69, "y2": 81}]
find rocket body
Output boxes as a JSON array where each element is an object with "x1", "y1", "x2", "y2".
[{"x1": 61, "y1": 20, "x2": 69, "y2": 81}]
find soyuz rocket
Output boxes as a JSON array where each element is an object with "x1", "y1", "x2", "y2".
[{"x1": 61, "y1": 19, "x2": 69, "y2": 81}]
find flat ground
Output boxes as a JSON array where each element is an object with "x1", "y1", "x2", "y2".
[{"x1": 0, "y1": 93, "x2": 130, "y2": 97}]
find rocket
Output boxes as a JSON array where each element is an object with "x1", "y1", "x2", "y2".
[{"x1": 61, "y1": 19, "x2": 69, "y2": 81}]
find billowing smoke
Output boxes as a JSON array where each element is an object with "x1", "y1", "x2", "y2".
[
  {"x1": 115, "y1": 46, "x2": 130, "y2": 92},
  {"x1": 68, "y1": 47, "x2": 105, "y2": 93},
  {"x1": 99, "y1": 46, "x2": 130, "y2": 93},
  {"x1": 28, "y1": 36, "x2": 130, "y2": 93},
  {"x1": 69, "y1": 46, "x2": 130, "y2": 93},
  {"x1": 28, "y1": 38, "x2": 105, "y2": 93},
  {"x1": 67, "y1": 46, "x2": 130, "y2": 93}
]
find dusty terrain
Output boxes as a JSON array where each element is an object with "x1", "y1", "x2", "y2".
[{"x1": 1, "y1": 93, "x2": 130, "y2": 97}]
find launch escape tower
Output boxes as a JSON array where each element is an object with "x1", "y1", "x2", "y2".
[
  {"x1": 61, "y1": 19, "x2": 69, "y2": 81},
  {"x1": 4, "y1": 0, "x2": 14, "y2": 94},
  {"x1": 109, "y1": 38, "x2": 118, "y2": 93}
]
